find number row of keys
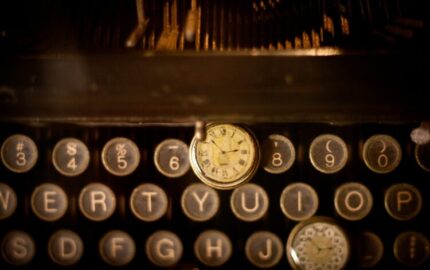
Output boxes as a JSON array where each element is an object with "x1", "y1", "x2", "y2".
[
  {"x1": 0, "y1": 135, "x2": 190, "y2": 177},
  {"x1": 2, "y1": 133, "x2": 430, "y2": 176},
  {"x1": 0, "y1": 182, "x2": 423, "y2": 222},
  {"x1": 1, "y1": 229, "x2": 429, "y2": 268}
]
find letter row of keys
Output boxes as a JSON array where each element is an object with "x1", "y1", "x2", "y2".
[
  {"x1": 1, "y1": 229, "x2": 429, "y2": 267},
  {"x1": 0, "y1": 182, "x2": 423, "y2": 222},
  {"x1": 2, "y1": 133, "x2": 430, "y2": 176}
]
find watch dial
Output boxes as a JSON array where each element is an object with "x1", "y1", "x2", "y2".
[
  {"x1": 190, "y1": 124, "x2": 259, "y2": 189},
  {"x1": 288, "y1": 218, "x2": 350, "y2": 270}
]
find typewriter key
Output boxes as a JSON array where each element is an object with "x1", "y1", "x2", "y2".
[
  {"x1": 194, "y1": 230, "x2": 232, "y2": 267},
  {"x1": 52, "y1": 138, "x2": 89, "y2": 177},
  {"x1": 79, "y1": 183, "x2": 116, "y2": 221},
  {"x1": 99, "y1": 230, "x2": 135, "y2": 266},
  {"x1": 0, "y1": 183, "x2": 17, "y2": 220},
  {"x1": 154, "y1": 139, "x2": 190, "y2": 178},
  {"x1": 384, "y1": 183, "x2": 422, "y2": 221},
  {"x1": 363, "y1": 135, "x2": 401, "y2": 174},
  {"x1": 357, "y1": 231, "x2": 384, "y2": 268},
  {"x1": 245, "y1": 231, "x2": 283, "y2": 268},
  {"x1": 181, "y1": 183, "x2": 220, "y2": 222},
  {"x1": 1, "y1": 231, "x2": 35, "y2": 266},
  {"x1": 415, "y1": 142, "x2": 430, "y2": 172},
  {"x1": 280, "y1": 183, "x2": 319, "y2": 221},
  {"x1": 1, "y1": 134, "x2": 38, "y2": 173},
  {"x1": 309, "y1": 134, "x2": 348, "y2": 174},
  {"x1": 334, "y1": 182, "x2": 373, "y2": 221},
  {"x1": 31, "y1": 183, "x2": 68, "y2": 221},
  {"x1": 48, "y1": 230, "x2": 83, "y2": 266},
  {"x1": 146, "y1": 231, "x2": 183, "y2": 267},
  {"x1": 262, "y1": 134, "x2": 296, "y2": 174},
  {"x1": 130, "y1": 183, "x2": 168, "y2": 222},
  {"x1": 394, "y1": 231, "x2": 430, "y2": 267},
  {"x1": 230, "y1": 183, "x2": 269, "y2": 222},
  {"x1": 101, "y1": 137, "x2": 140, "y2": 176}
]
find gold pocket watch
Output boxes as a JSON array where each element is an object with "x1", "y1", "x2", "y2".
[
  {"x1": 189, "y1": 123, "x2": 260, "y2": 190},
  {"x1": 286, "y1": 217, "x2": 350, "y2": 270}
]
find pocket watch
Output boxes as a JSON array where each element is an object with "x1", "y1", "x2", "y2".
[
  {"x1": 189, "y1": 123, "x2": 260, "y2": 190},
  {"x1": 286, "y1": 217, "x2": 350, "y2": 270}
]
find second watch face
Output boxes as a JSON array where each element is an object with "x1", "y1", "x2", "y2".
[
  {"x1": 287, "y1": 217, "x2": 350, "y2": 270},
  {"x1": 189, "y1": 124, "x2": 260, "y2": 190}
]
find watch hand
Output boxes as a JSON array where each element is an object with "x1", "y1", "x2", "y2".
[
  {"x1": 211, "y1": 140, "x2": 226, "y2": 154},
  {"x1": 224, "y1": 149, "x2": 239, "y2": 153},
  {"x1": 306, "y1": 237, "x2": 322, "y2": 252}
]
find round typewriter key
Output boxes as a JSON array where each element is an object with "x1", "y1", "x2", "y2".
[
  {"x1": 415, "y1": 142, "x2": 430, "y2": 172},
  {"x1": 309, "y1": 134, "x2": 348, "y2": 174},
  {"x1": 101, "y1": 137, "x2": 140, "y2": 176},
  {"x1": 384, "y1": 183, "x2": 422, "y2": 221},
  {"x1": 52, "y1": 138, "x2": 89, "y2": 177},
  {"x1": 357, "y1": 231, "x2": 384, "y2": 268},
  {"x1": 31, "y1": 183, "x2": 68, "y2": 221},
  {"x1": 79, "y1": 183, "x2": 116, "y2": 221},
  {"x1": 394, "y1": 231, "x2": 430, "y2": 267},
  {"x1": 230, "y1": 183, "x2": 269, "y2": 222},
  {"x1": 154, "y1": 139, "x2": 190, "y2": 178},
  {"x1": 0, "y1": 183, "x2": 17, "y2": 220},
  {"x1": 245, "y1": 231, "x2": 283, "y2": 268},
  {"x1": 1, "y1": 134, "x2": 38, "y2": 173},
  {"x1": 1, "y1": 231, "x2": 35, "y2": 266},
  {"x1": 334, "y1": 182, "x2": 373, "y2": 221},
  {"x1": 99, "y1": 230, "x2": 135, "y2": 266},
  {"x1": 48, "y1": 230, "x2": 83, "y2": 266},
  {"x1": 181, "y1": 183, "x2": 220, "y2": 222},
  {"x1": 363, "y1": 134, "x2": 402, "y2": 174},
  {"x1": 280, "y1": 183, "x2": 319, "y2": 221},
  {"x1": 146, "y1": 230, "x2": 183, "y2": 267},
  {"x1": 194, "y1": 230, "x2": 232, "y2": 267},
  {"x1": 130, "y1": 183, "x2": 168, "y2": 222},
  {"x1": 262, "y1": 134, "x2": 295, "y2": 174}
]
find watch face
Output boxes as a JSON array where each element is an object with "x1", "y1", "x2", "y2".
[
  {"x1": 189, "y1": 124, "x2": 260, "y2": 190},
  {"x1": 287, "y1": 217, "x2": 350, "y2": 270}
]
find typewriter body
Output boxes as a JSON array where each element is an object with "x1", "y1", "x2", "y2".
[{"x1": 1, "y1": 0, "x2": 430, "y2": 269}]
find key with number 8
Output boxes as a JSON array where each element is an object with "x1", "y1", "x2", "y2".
[{"x1": 261, "y1": 134, "x2": 296, "y2": 174}]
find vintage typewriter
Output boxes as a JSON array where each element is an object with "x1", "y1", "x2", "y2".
[{"x1": 1, "y1": 0, "x2": 430, "y2": 269}]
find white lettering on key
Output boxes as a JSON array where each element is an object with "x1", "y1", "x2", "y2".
[
  {"x1": 59, "y1": 237, "x2": 77, "y2": 259},
  {"x1": 397, "y1": 191, "x2": 412, "y2": 212},
  {"x1": 111, "y1": 237, "x2": 125, "y2": 258},
  {"x1": 345, "y1": 191, "x2": 364, "y2": 212},
  {"x1": 241, "y1": 192, "x2": 259, "y2": 213},
  {"x1": 297, "y1": 191, "x2": 302, "y2": 212},
  {"x1": 44, "y1": 191, "x2": 58, "y2": 213},
  {"x1": 192, "y1": 191, "x2": 209, "y2": 212},
  {"x1": 90, "y1": 191, "x2": 107, "y2": 212},
  {"x1": 155, "y1": 238, "x2": 175, "y2": 260},
  {"x1": 206, "y1": 238, "x2": 222, "y2": 258},
  {"x1": 258, "y1": 239, "x2": 273, "y2": 260},
  {"x1": 0, "y1": 190, "x2": 10, "y2": 210},
  {"x1": 12, "y1": 237, "x2": 28, "y2": 258},
  {"x1": 142, "y1": 192, "x2": 157, "y2": 212}
]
